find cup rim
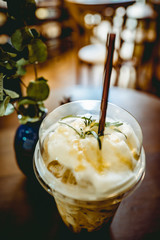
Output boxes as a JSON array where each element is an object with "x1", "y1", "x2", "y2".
[{"x1": 39, "y1": 100, "x2": 143, "y2": 143}]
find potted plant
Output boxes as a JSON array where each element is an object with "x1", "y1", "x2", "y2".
[{"x1": 0, "y1": 0, "x2": 50, "y2": 177}]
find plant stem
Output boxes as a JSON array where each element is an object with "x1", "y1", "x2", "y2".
[
  {"x1": 19, "y1": 78, "x2": 27, "y2": 88},
  {"x1": 34, "y1": 63, "x2": 38, "y2": 80},
  {"x1": 0, "y1": 73, "x2": 3, "y2": 101}
]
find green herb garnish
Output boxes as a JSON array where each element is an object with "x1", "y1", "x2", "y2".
[
  {"x1": 89, "y1": 121, "x2": 123, "y2": 129},
  {"x1": 61, "y1": 115, "x2": 94, "y2": 126},
  {"x1": 58, "y1": 121, "x2": 82, "y2": 137},
  {"x1": 61, "y1": 115, "x2": 78, "y2": 120},
  {"x1": 59, "y1": 119, "x2": 102, "y2": 149},
  {"x1": 105, "y1": 122, "x2": 123, "y2": 127},
  {"x1": 59, "y1": 116, "x2": 126, "y2": 150},
  {"x1": 82, "y1": 116, "x2": 93, "y2": 126},
  {"x1": 113, "y1": 128, "x2": 127, "y2": 139},
  {"x1": 85, "y1": 130, "x2": 102, "y2": 149}
]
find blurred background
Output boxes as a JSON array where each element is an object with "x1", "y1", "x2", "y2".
[{"x1": 0, "y1": 0, "x2": 160, "y2": 96}]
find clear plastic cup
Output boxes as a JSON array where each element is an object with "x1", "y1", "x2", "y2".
[{"x1": 33, "y1": 100, "x2": 145, "y2": 233}]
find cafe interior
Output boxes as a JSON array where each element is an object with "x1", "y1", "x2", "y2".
[
  {"x1": 0, "y1": 1, "x2": 160, "y2": 240},
  {"x1": 0, "y1": 0, "x2": 159, "y2": 93}
]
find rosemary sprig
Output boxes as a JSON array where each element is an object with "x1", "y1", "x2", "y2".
[
  {"x1": 61, "y1": 115, "x2": 78, "y2": 120},
  {"x1": 90, "y1": 121, "x2": 123, "y2": 129},
  {"x1": 105, "y1": 122, "x2": 123, "y2": 127},
  {"x1": 82, "y1": 116, "x2": 93, "y2": 126},
  {"x1": 59, "y1": 121, "x2": 102, "y2": 149},
  {"x1": 113, "y1": 128, "x2": 127, "y2": 139},
  {"x1": 61, "y1": 115, "x2": 94, "y2": 126},
  {"x1": 59, "y1": 116, "x2": 127, "y2": 150},
  {"x1": 85, "y1": 130, "x2": 102, "y2": 149},
  {"x1": 59, "y1": 121, "x2": 82, "y2": 137}
]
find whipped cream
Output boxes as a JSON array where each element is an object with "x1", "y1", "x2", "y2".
[{"x1": 42, "y1": 115, "x2": 143, "y2": 199}]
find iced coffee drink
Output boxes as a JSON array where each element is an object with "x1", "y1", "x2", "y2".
[{"x1": 33, "y1": 100, "x2": 145, "y2": 233}]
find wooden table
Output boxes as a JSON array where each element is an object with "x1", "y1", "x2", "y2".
[{"x1": 0, "y1": 86, "x2": 160, "y2": 240}]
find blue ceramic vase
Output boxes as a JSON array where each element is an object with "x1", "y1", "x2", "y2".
[{"x1": 14, "y1": 116, "x2": 45, "y2": 178}]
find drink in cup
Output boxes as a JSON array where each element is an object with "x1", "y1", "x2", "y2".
[{"x1": 33, "y1": 100, "x2": 145, "y2": 233}]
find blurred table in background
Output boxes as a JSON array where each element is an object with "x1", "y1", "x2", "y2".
[{"x1": 0, "y1": 86, "x2": 160, "y2": 240}]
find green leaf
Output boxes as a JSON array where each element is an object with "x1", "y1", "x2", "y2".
[
  {"x1": 4, "y1": 89, "x2": 19, "y2": 99},
  {"x1": 16, "y1": 58, "x2": 28, "y2": 76},
  {"x1": 0, "y1": 96, "x2": 10, "y2": 116},
  {"x1": 17, "y1": 100, "x2": 38, "y2": 118},
  {"x1": 27, "y1": 80, "x2": 49, "y2": 101},
  {"x1": 18, "y1": 98, "x2": 36, "y2": 106},
  {"x1": 18, "y1": 115, "x2": 41, "y2": 124},
  {"x1": 0, "y1": 47, "x2": 17, "y2": 70},
  {"x1": 6, "y1": 52, "x2": 17, "y2": 58},
  {"x1": 1, "y1": 62, "x2": 14, "y2": 70},
  {"x1": 38, "y1": 102, "x2": 47, "y2": 112},
  {"x1": 4, "y1": 103, "x2": 15, "y2": 116},
  {"x1": 11, "y1": 27, "x2": 34, "y2": 51},
  {"x1": 28, "y1": 39, "x2": 48, "y2": 63},
  {"x1": 37, "y1": 77, "x2": 48, "y2": 82},
  {"x1": 18, "y1": 115, "x2": 30, "y2": 124},
  {"x1": 17, "y1": 98, "x2": 45, "y2": 124},
  {"x1": 0, "y1": 47, "x2": 16, "y2": 60}
]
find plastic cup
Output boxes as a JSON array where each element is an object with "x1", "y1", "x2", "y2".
[{"x1": 33, "y1": 100, "x2": 145, "y2": 233}]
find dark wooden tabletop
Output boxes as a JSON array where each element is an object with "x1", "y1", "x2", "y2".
[{"x1": 0, "y1": 86, "x2": 160, "y2": 240}]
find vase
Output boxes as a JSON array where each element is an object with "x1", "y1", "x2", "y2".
[{"x1": 14, "y1": 115, "x2": 46, "y2": 178}]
